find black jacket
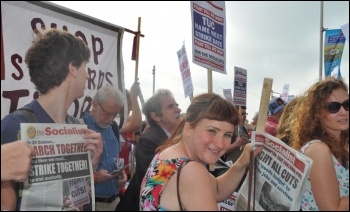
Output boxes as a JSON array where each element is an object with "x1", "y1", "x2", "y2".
[{"x1": 116, "y1": 124, "x2": 168, "y2": 211}]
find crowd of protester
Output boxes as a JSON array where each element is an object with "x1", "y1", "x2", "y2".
[{"x1": 1, "y1": 29, "x2": 348, "y2": 211}]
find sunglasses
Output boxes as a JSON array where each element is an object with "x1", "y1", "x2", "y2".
[{"x1": 326, "y1": 99, "x2": 349, "y2": 114}]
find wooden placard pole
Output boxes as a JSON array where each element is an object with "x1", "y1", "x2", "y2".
[
  {"x1": 130, "y1": 17, "x2": 142, "y2": 179},
  {"x1": 247, "y1": 78, "x2": 273, "y2": 211},
  {"x1": 207, "y1": 68, "x2": 215, "y2": 171},
  {"x1": 207, "y1": 69, "x2": 213, "y2": 93},
  {"x1": 255, "y1": 78, "x2": 273, "y2": 133},
  {"x1": 134, "y1": 17, "x2": 141, "y2": 81}
]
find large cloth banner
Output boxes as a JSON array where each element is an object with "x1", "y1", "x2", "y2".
[
  {"x1": 190, "y1": 1, "x2": 226, "y2": 74},
  {"x1": 177, "y1": 43, "x2": 194, "y2": 99},
  {"x1": 324, "y1": 29, "x2": 345, "y2": 78},
  {"x1": 1, "y1": 1, "x2": 125, "y2": 120}
]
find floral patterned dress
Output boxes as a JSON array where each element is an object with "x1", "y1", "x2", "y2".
[
  {"x1": 140, "y1": 153, "x2": 190, "y2": 211},
  {"x1": 300, "y1": 140, "x2": 349, "y2": 211}
]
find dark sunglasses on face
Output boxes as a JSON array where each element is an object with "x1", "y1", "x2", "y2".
[{"x1": 326, "y1": 99, "x2": 349, "y2": 114}]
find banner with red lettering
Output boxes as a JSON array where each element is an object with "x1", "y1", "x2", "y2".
[
  {"x1": 190, "y1": 1, "x2": 226, "y2": 74},
  {"x1": 1, "y1": 1, "x2": 125, "y2": 119},
  {"x1": 233, "y1": 66, "x2": 247, "y2": 107},
  {"x1": 177, "y1": 42, "x2": 194, "y2": 99}
]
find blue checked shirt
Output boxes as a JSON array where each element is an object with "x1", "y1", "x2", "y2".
[{"x1": 82, "y1": 111, "x2": 121, "y2": 197}]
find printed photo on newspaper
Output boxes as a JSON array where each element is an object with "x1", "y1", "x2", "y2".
[
  {"x1": 234, "y1": 131, "x2": 313, "y2": 211},
  {"x1": 20, "y1": 123, "x2": 95, "y2": 211}
]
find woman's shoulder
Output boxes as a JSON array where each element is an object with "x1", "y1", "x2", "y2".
[
  {"x1": 179, "y1": 161, "x2": 210, "y2": 178},
  {"x1": 301, "y1": 140, "x2": 329, "y2": 153},
  {"x1": 302, "y1": 140, "x2": 333, "y2": 160},
  {"x1": 157, "y1": 154, "x2": 206, "y2": 173}
]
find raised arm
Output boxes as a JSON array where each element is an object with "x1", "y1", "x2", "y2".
[{"x1": 120, "y1": 81, "x2": 142, "y2": 134}]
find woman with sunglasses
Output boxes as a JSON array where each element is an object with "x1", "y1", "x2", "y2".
[{"x1": 290, "y1": 77, "x2": 349, "y2": 211}]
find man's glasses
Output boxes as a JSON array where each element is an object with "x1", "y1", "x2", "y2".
[
  {"x1": 326, "y1": 99, "x2": 349, "y2": 114},
  {"x1": 97, "y1": 101, "x2": 120, "y2": 118}
]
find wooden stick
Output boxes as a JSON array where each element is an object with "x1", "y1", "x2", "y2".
[
  {"x1": 256, "y1": 78, "x2": 273, "y2": 133},
  {"x1": 247, "y1": 78, "x2": 273, "y2": 211},
  {"x1": 207, "y1": 69, "x2": 215, "y2": 172},
  {"x1": 134, "y1": 17, "x2": 141, "y2": 82},
  {"x1": 130, "y1": 17, "x2": 142, "y2": 179}
]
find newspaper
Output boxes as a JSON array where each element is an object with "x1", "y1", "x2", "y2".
[
  {"x1": 217, "y1": 192, "x2": 238, "y2": 211},
  {"x1": 20, "y1": 123, "x2": 95, "y2": 211},
  {"x1": 234, "y1": 131, "x2": 313, "y2": 211}
]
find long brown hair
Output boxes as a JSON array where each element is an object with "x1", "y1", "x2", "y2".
[
  {"x1": 157, "y1": 93, "x2": 240, "y2": 152},
  {"x1": 290, "y1": 77, "x2": 349, "y2": 162}
]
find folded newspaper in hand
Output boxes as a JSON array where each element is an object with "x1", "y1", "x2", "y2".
[
  {"x1": 233, "y1": 131, "x2": 313, "y2": 211},
  {"x1": 20, "y1": 123, "x2": 95, "y2": 211}
]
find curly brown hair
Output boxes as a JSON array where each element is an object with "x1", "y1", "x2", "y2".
[
  {"x1": 276, "y1": 96, "x2": 305, "y2": 146},
  {"x1": 290, "y1": 77, "x2": 349, "y2": 162}
]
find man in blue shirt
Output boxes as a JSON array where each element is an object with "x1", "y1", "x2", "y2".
[
  {"x1": 81, "y1": 85, "x2": 127, "y2": 211},
  {"x1": 1, "y1": 29, "x2": 102, "y2": 211}
]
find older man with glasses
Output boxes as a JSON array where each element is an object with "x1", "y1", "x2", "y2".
[
  {"x1": 80, "y1": 85, "x2": 127, "y2": 211},
  {"x1": 116, "y1": 88, "x2": 182, "y2": 211}
]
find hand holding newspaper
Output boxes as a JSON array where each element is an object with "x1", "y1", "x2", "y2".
[
  {"x1": 20, "y1": 123, "x2": 95, "y2": 211},
  {"x1": 233, "y1": 131, "x2": 313, "y2": 211}
]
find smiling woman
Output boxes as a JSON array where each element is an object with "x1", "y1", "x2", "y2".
[{"x1": 139, "y1": 93, "x2": 263, "y2": 211}]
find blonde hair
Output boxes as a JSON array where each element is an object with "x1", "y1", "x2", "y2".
[{"x1": 276, "y1": 96, "x2": 304, "y2": 145}]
